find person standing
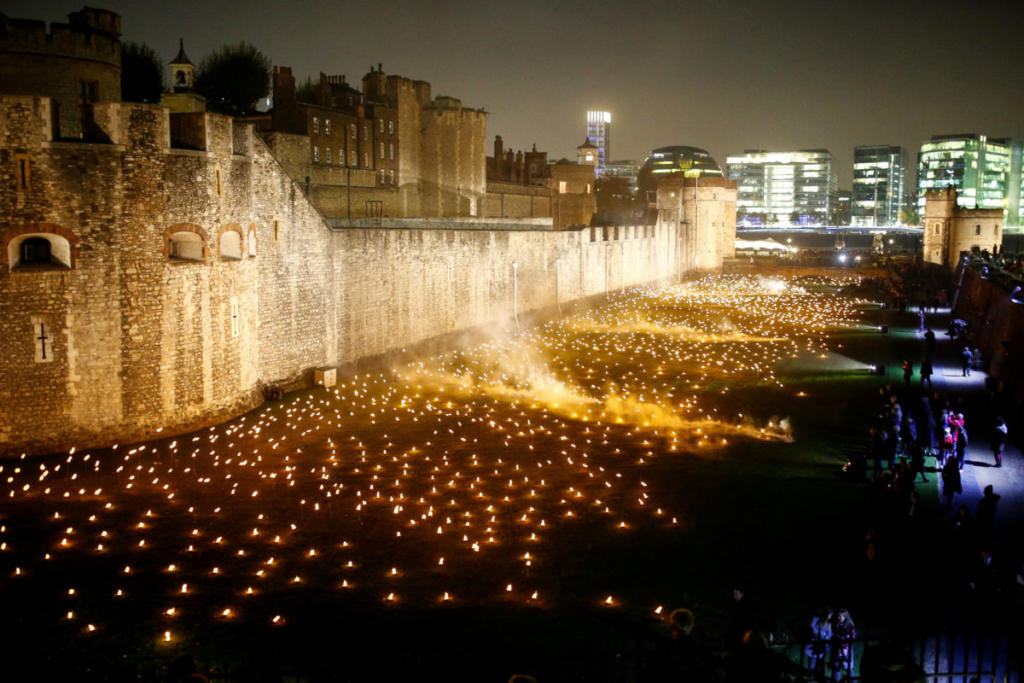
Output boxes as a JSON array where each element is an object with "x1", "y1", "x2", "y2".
[
  {"x1": 918, "y1": 396, "x2": 937, "y2": 457},
  {"x1": 901, "y1": 414, "x2": 918, "y2": 458},
  {"x1": 902, "y1": 360, "x2": 914, "y2": 388},
  {"x1": 955, "y1": 422, "x2": 968, "y2": 470},
  {"x1": 991, "y1": 417, "x2": 1007, "y2": 468},
  {"x1": 920, "y1": 358, "x2": 933, "y2": 391},
  {"x1": 925, "y1": 329, "x2": 936, "y2": 356},
  {"x1": 941, "y1": 455, "x2": 962, "y2": 508},
  {"x1": 961, "y1": 347, "x2": 973, "y2": 377},
  {"x1": 830, "y1": 609, "x2": 856, "y2": 681},
  {"x1": 976, "y1": 484, "x2": 1000, "y2": 534},
  {"x1": 804, "y1": 607, "x2": 832, "y2": 677}
]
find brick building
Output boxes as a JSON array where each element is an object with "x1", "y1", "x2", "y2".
[{"x1": 264, "y1": 64, "x2": 484, "y2": 219}]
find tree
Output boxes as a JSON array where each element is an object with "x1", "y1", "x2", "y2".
[
  {"x1": 194, "y1": 42, "x2": 271, "y2": 116},
  {"x1": 121, "y1": 42, "x2": 165, "y2": 104},
  {"x1": 899, "y1": 206, "x2": 921, "y2": 226}
]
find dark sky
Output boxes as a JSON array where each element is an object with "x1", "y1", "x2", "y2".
[{"x1": 11, "y1": 0, "x2": 1024, "y2": 187}]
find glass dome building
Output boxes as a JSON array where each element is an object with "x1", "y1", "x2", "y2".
[{"x1": 637, "y1": 146, "x2": 724, "y2": 195}]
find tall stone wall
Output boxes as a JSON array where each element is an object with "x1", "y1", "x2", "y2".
[
  {"x1": 484, "y1": 182, "x2": 552, "y2": 219},
  {"x1": 0, "y1": 96, "x2": 698, "y2": 457}
]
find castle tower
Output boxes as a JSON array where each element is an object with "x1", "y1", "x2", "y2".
[
  {"x1": 577, "y1": 138, "x2": 598, "y2": 167},
  {"x1": 170, "y1": 38, "x2": 194, "y2": 92},
  {"x1": 922, "y1": 187, "x2": 956, "y2": 265}
]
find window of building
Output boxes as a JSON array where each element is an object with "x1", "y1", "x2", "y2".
[
  {"x1": 994, "y1": 225, "x2": 999, "y2": 235},
  {"x1": 350, "y1": 150, "x2": 357, "y2": 167},
  {"x1": 586, "y1": 183, "x2": 591, "y2": 194},
  {"x1": 362, "y1": 126, "x2": 368, "y2": 142},
  {"x1": 20, "y1": 237, "x2": 51, "y2": 265},
  {"x1": 558, "y1": 181, "x2": 567, "y2": 194},
  {"x1": 389, "y1": 169, "x2": 395, "y2": 184},
  {"x1": 325, "y1": 119, "x2": 331, "y2": 135},
  {"x1": 230, "y1": 297, "x2": 240, "y2": 338},
  {"x1": 273, "y1": 218, "x2": 281, "y2": 242},
  {"x1": 15, "y1": 154, "x2": 30, "y2": 191},
  {"x1": 219, "y1": 227, "x2": 243, "y2": 261},
  {"x1": 350, "y1": 124, "x2": 356, "y2": 139},
  {"x1": 379, "y1": 169, "x2": 385, "y2": 184},
  {"x1": 378, "y1": 119, "x2": 384, "y2": 133},
  {"x1": 313, "y1": 146, "x2": 320, "y2": 162},
  {"x1": 167, "y1": 227, "x2": 206, "y2": 263},
  {"x1": 312, "y1": 117, "x2": 319, "y2": 134},
  {"x1": 975, "y1": 224, "x2": 981, "y2": 235},
  {"x1": 364, "y1": 152, "x2": 369, "y2": 167},
  {"x1": 389, "y1": 143, "x2": 394, "y2": 160},
  {"x1": 388, "y1": 120, "x2": 394, "y2": 134},
  {"x1": 247, "y1": 226, "x2": 257, "y2": 257},
  {"x1": 379, "y1": 142, "x2": 384, "y2": 159},
  {"x1": 326, "y1": 148, "x2": 332, "y2": 164},
  {"x1": 2, "y1": 225, "x2": 76, "y2": 270},
  {"x1": 215, "y1": 166, "x2": 222, "y2": 196}
]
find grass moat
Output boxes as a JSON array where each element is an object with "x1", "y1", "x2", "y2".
[{"x1": 1, "y1": 274, "x2": 1011, "y2": 681}]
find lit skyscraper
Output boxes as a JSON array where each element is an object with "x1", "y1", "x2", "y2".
[
  {"x1": 917, "y1": 134, "x2": 1023, "y2": 225},
  {"x1": 725, "y1": 150, "x2": 837, "y2": 226},
  {"x1": 852, "y1": 145, "x2": 907, "y2": 227},
  {"x1": 586, "y1": 110, "x2": 611, "y2": 177}
]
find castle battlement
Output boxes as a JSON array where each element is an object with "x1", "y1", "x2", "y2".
[
  {"x1": 0, "y1": 9, "x2": 120, "y2": 68},
  {"x1": 1, "y1": 96, "x2": 254, "y2": 159}
]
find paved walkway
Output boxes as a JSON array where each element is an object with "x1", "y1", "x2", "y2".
[{"x1": 912, "y1": 313, "x2": 1024, "y2": 531}]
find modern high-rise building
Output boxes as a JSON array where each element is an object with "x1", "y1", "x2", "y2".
[
  {"x1": 604, "y1": 159, "x2": 639, "y2": 188},
  {"x1": 725, "y1": 150, "x2": 838, "y2": 226},
  {"x1": 916, "y1": 134, "x2": 1024, "y2": 226},
  {"x1": 852, "y1": 145, "x2": 907, "y2": 227},
  {"x1": 586, "y1": 110, "x2": 611, "y2": 176}
]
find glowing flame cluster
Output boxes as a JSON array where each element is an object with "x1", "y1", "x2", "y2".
[{"x1": 0, "y1": 275, "x2": 861, "y2": 642}]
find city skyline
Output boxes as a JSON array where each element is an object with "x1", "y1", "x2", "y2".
[{"x1": 7, "y1": 0, "x2": 1024, "y2": 188}]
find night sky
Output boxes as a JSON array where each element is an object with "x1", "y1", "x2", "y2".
[{"x1": 10, "y1": 0, "x2": 1024, "y2": 187}]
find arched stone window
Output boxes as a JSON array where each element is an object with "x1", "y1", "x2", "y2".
[
  {"x1": 2, "y1": 224, "x2": 77, "y2": 271},
  {"x1": 165, "y1": 224, "x2": 207, "y2": 263},
  {"x1": 247, "y1": 225, "x2": 258, "y2": 257},
  {"x1": 219, "y1": 224, "x2": 243, "y2": 261}
]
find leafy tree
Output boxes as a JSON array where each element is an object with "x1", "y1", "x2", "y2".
[
  {"x1": 194, "y1": 42, "x2": 271, "y2": 116},
  {"x1": 899, "y1": 206, "x2": 921, "y2": 225},
  {"x1": 121, "y1": 42, "x2": 165, "y2": 104}
]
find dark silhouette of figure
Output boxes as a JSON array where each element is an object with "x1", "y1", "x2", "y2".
[
  {"x1": 991, "y1": 417, "x2": 1007, "y2": 467},
  {"x1": 920, "y1": 358, "x2": 933, "y2": 390},
  {"x1": 941, "y1": 456, "x2": 962, "y2": 508}
]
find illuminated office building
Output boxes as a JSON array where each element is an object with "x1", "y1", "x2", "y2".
[
  {"x1": 585, "y1": 110, "x2": 611, "y2": 176},
  {"x1": 604, "y1": 159, "x2": 639, "y2": 188},
  {"x1": 852, "y1": 145, "x2": 907, "y2": 227},
  {"x1": 916, "y1": 134, "x2": 1023, "y2": 226},
  {"x1": 725, "y1": 149, "x2": 837, "y2": 226}
]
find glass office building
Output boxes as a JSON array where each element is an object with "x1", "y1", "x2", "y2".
[
  {"x1": 725, "y1": 150, "x2": 837, "y2": 226},
  {"x1": 852, "y1": 145, "x2": 907, "y2": 227},
  {"x1": 586, "y1": 111, "x2": 611, "y2": 177},
  {"x1": 917, "y1": 134, "x2": 1023, "y2": 226}
]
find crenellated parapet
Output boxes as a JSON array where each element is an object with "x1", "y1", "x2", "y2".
[{"x1": 0, "y1": 7, "x2": 122, "y2": 140}]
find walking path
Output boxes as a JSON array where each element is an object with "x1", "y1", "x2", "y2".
[{"x1": 914, "y1": 313, "x2": 1024, "y2": 534}]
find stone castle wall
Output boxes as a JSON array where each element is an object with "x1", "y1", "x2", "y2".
[
  {"x1": 0, "y1": 97, "x2": 695, "y2": 456},
  {"x1": 0, "y1": 9, "x2": 122, "y2": 139}
]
